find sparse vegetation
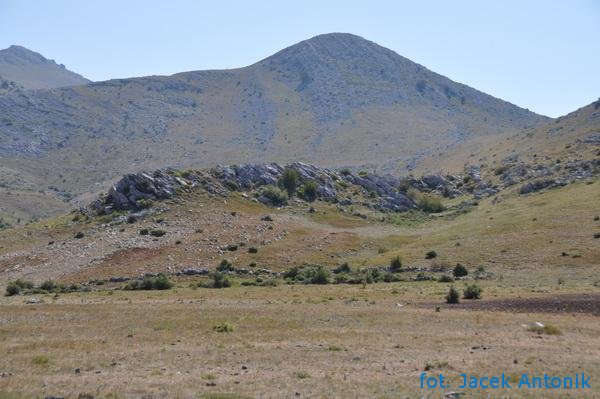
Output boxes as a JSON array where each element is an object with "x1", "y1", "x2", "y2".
[{"x1": 425, "y1": 250, "x2": 437, "y2": 259}]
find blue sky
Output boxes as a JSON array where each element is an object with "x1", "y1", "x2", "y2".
[{"x1": 0, "y1": 0, "x2": 598, "y2": 117}]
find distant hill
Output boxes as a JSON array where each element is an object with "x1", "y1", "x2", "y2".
[
  {"x1": 0, "y1": 33, "x2": 550, "y2": 223},
  {"x1": 0, "y1": 45, "x2": 89, "y2": 92}
]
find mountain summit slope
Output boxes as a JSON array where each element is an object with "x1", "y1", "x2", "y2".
[
  {"x1": 0, "y1": 45, "x2": 89, "y2": 91},
  {"x1": 0, "y1": 33, "x2": 549, "y2": 222}
]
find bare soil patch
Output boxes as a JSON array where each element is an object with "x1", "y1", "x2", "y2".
[{"x1": 429, "y1": 293, "x2": 600, "y2": 315}]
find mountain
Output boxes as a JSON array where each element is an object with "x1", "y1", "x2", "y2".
[
  {"x1": 0, "y1": 33, "x2": 550, "y2": 223},
  {"x1": 0, "y1": 45, "x2": 89, "y2": 93}
]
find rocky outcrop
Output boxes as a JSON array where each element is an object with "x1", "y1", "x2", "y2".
[{"x1": 92, "y1": 162, "x2": 420, "y2": 214}]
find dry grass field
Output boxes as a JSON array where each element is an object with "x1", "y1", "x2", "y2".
[{"x1": 1, "y1": 284, "x2": 599, "y2": 399}]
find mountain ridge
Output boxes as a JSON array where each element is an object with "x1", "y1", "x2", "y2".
[{"x1": 0, "y1": 33, "x2": 554, "y2": 223}]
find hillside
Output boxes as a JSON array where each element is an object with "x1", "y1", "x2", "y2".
[
  {"x1": 0, "y1": 33, "x2": 548, "y2": 224},
  {"x1": 0, "y1": 45, "x2": 89, "y2": 92},
  {"x1": 410, "y1": 99, "x2": 600, "y2": 174}
]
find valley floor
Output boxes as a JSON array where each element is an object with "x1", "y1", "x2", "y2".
[{"x1": 0, "y1": 284, "x2": 599, "y2": 399}]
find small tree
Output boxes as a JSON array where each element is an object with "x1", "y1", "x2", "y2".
[
  {"x1": 453, "y1": 263, "x2": 468, "y2": 278},
  {"x1": 278, "y1": 168, "x2": 300, "y2": 198},
  {"x1": 389, "y1": 256, "x2": 403, "y2": 273},
  {"x1": 446, "y1": 286, "x2": 460, "y2": 304}
]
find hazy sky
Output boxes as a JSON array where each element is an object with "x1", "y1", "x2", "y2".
[{"x1": 1, "y1": 0, "x2": 598, "y2": 117}]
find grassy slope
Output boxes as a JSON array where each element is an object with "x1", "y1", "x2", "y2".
[{"x1": 0, "y1": 175, "x2": 598, "y2": 290}]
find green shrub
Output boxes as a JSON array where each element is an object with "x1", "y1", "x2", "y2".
[
  {"x1": 207, "y1": 272, "x2": 231, "y2": 288},
  {"x1": 261, "y1": 185, "x2": 288, "y2": 206},
  {"x1": 40, "y1": 280, "x2": 56, "y2": 292},
  {"x1": 299, "y1": 181, "x2": 318, "y2": 202},
  {"x1": 213, "y1": 322, "x2": 234, "y2": 333},
  {"x1": 389, "y1": 256, "x2": 402, "y2": 272},
  {"x1": 5, "y1": 282, "x2": 21, "y2": 296},
  {"x1": 453, "y1": 263, "x2": 468, "y2": 278},
  {"x1": 248, "y1": 246, "x2": 258, "y2": 253},
  {"x1": 418, "y1": 195, "x2": 445, "y2": 213},
  {"x1": 425, "y1": 250, "x2": 437, "y2": 259},
  {"x1": 139, "y1": 228, "x2": 149, "y2": 236},
  {"x1": 5, "y1": 279, "x2": 34, "y2": 296},
  {"x1": 124, "y1": 274, "x2": 173, "y2": 290},
  {"x1": 149, "y1": 229, "x2": 166, "y2": 237},
  {"x1": 446, "y1": 286, "x2": 460, "y2": 304},
  {"x1": 152, "y1": 274, "x2": 174, "y2": 290},
  {"x1": 311, "y1": 266, "x2": 331, "y2": 284},
  {"x1": 278, "y1": 168, "x2": 300, "y2": 198},
  {"x1": 284, "y1": 265, "x2": 330, "y2": 284},
  {"x1": 463, "y1": 283, "x2": 482, "y2": 299}
]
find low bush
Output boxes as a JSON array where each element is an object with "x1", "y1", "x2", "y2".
[
  {"x1": 149, "y1": 229, "x2": 166, "y2": 237},
  {"x1": 284, "y1": 265, "x2": 331, "y2": 284},
  {"x1": 418, "y1": 195, "x2": 445, "y2": 213},
  {"x1": 527, "y1": 323, "x2": 562, "y2": 335},
  {"x1": 425, "y1": 250, "x2": 438, "y2": 259},
  {"x1": 463, "y1": 283, "x2": 482, "y2": 299},
  {"x1": 437, "y1": 275, "x2": 454, "y2": 283},
  {"x1": 261, "y1": 185, "x2": 288, "y2": 206},
  {"x1": 213, "y1": 322, "x2": 234, "y2": 333},
  {"x1": 124, "y1": 274, "x2": 173, "y2": 290},
  {"x1": 5, "y1": 279, "x2": 34, "y2": 296}
]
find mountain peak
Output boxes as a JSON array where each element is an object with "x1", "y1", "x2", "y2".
[{"x1": 0, "y1": 45, "x2": 89, "y2": 90}]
